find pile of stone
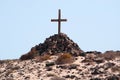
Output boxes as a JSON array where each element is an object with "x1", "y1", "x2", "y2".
[{"x1": 20, "y1": 33, "x2": 83, "y2": 60}]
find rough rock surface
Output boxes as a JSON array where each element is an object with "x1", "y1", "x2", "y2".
[
  {"x1": 20, "y1": 33, "x2": 83, "y2": 60},
  {"x1": 0, "y1": 52, "x2": 120, "y2": 80}
]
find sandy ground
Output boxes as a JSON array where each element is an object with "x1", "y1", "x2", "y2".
[{"x1": 0, "y1": 54, "x2": 120, "y2": 80}]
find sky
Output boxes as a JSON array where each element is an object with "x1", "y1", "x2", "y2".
[{"x1": 0, "y1": 0, "x2": 120, "y2": 60}]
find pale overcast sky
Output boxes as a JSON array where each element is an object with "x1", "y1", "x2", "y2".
[{"x1": 0, "y1": 0, "x2": 120, "y2": 59}]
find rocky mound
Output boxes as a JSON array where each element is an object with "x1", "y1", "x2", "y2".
[{"x1": 20, "y1": 33, "x2": 83, "y2": 60}]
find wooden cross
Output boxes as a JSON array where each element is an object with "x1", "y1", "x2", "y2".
[{"x1": 51, "y1": 9, "x2": 67, "y2": 34}]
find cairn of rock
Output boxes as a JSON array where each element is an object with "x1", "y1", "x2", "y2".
[{"x1": 20, "y1": 33, "x2": 83, "y2": 60}]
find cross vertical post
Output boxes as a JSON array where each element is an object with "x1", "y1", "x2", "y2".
[
  {"x1": 51, "y1": 9, "x2": 67, "y2": 35},
  {"x1": 58, "y1": 9, "x2": 61, "y2": 35}
]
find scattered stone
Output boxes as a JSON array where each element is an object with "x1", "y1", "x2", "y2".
[
  {"x1": 103, "y1": 62, "x2": 115, "y2": 70},
  {"x1": 71, "y1": 75, "x2": 76, "y2": 79},
  {"x1": 105, "y1": 75, "x2": 120, "y2": 80},
  {"x1": 50, "y1": 76, "x2": 65, "y2": 80},
  {"x1": 64, "y1": 75, "x2": 76, "y2": 79},
  {"x1": 64, "y1": 75, "x2": 70, "y2": 78},
  {"x1": 46, "y1": 67, "x2": 52, "y2": 71},
  {"x1": 91, "y1": 67, "x2": 104, "y2": 75},
  {"x1": 85, "y1": 51, "x2": 102, "y2": 55},
  {"x1": 90, "y1": 78, "x2": 102, "y2": 80},
  {"x1": 46, "y1": 62, "x2": 55, "y2": 67},
  {"x1": 47, "y1": 73, "x2": 56, "y2": 77},
  {"x1": 94, "y1": 57, "x2": 104, "y2": 64},
  {"x1": 24, "y1": 76, "x2": 30, "y2": 79},
  {"x1": 68, "y1": 64, "x2": 78, "y2": 69},
  {"x1": 56, "y1": 65, "x2": 68, "y2": 69},
  {"x1": 79, "y1": 52, "x2": 86, "y2": 56},
  {"x1": 111, "y1": 66, "x2": 120, "y2": 73},
  {"x1": 82, "y1": 53, "x2": 96, "y2": 63}
]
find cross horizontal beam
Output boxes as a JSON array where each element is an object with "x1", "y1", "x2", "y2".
[{"x1": 51, "y1": 19, "x2": 67, "y2": 22}]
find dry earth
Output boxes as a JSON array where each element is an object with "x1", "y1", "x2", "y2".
[{"x1": 0, "y1": 52, "x2": 120, "y2": 80}]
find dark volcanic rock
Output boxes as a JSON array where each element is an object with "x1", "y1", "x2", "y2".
[
  {"x1": 64, "y1": 75, "x2": 76, "y2": 79},
  {"x1": 46, "y1": 62, "x2": 55, "y2": 67},
  {"x1": 20, "y1": 33, "x2": 83, "y2": 60},
  {"x1": 105, "y1": 75, "x2": 120, "y2": 80},
  {"x1": 36, "y1": 33, "x2": 83, "y2": 56},
  {"x1": 90, "y1": 78, "x2": 102, "y2": 80},
  {"x1": 91, "y1": 66, "x2": 104, "y2": 75}
]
